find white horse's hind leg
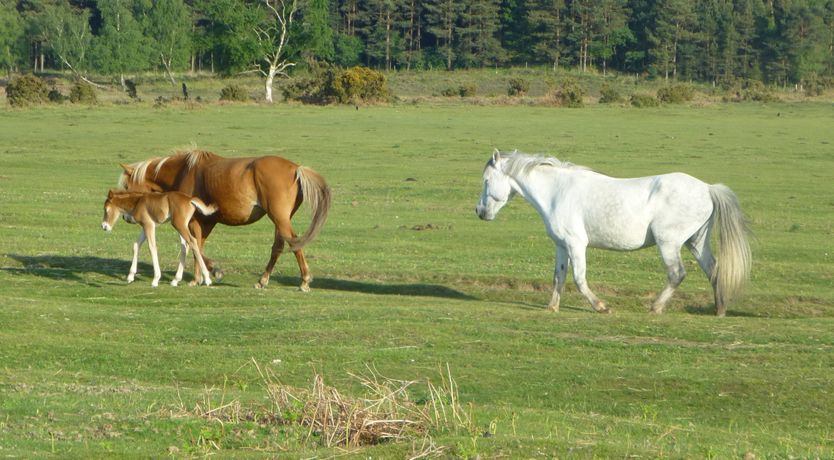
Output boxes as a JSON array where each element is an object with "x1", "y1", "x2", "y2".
[
  {"x1": 651, "y1": 242, "x2": 687, "y2": 314},
  {"x1": 547, "y1": 245, "x2": 569, "y2": 312},
  {"x1": 686, "y1": 225, "x2": 720, "y2": 314},
  {"x1": 127, "y1": 229, "x2": 146, "y2": 283},
  {"x1": 171, "y1": 235, "x2": 187, "y2": 287},
  {"x1": 568, "y1": 244, "x2": 609, "y2": 313}
]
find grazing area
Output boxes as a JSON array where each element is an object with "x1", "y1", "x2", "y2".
[{"x1": 0, "y1": 102, "x2": 832, "y2": 458}]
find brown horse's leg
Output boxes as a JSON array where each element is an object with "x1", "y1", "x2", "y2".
[
  {"x1": 190, "y1": 218, "x2": 221, "y2": 281},
  {"x1": 256, "y1": 216, "x2": 311, "y2": 291},
  {"x1": 256, "y1": 228, "x2": 286, "y2": 289}
]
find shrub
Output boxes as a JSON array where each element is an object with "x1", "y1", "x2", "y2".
[
  {"x1": 656, "y1": 83, "x2": 694, "y2": 103},
  {"x1": 333, "y1": 66, "x2": 389, "y2": 103},
  {"x1": 722, "y1": 79, "x2": 779, "y2": 103},
  {"x1": 507, "y1": 78, "x2": 529, "y2": 97},
  {"x1": 124, "y1": 79, "x2": 138, "y2": 99},
  {"x1": 598, "y1": 84, "x2": 623, "y2": 104},
  {"x1": 458, "y1": 83, "x2": 477, "y2": 97},
  {"x1": 5, "y1": 74, "x2": 49, "y2": 107},
  {"x1": 440, "y1": 87, "x2": 457, "y2": 97},
  {"x1": 69, "y1": 81, "x2": 97, "y2": 104},
  {"x1": 48, "y1": 88, "x2": 66, "y2": 103},
  {"x1": 283, "y1": 64, "x2": 391, "y2": 105},
  {"x1": 630, "y1": 93, "x2": 659, "y2": 108},
  {"x1": 547, "y1": 77, "x2": 584, "y2": 107},
  {"x1": 219, "y1": 84, "x2": 250, "y2": 102}
]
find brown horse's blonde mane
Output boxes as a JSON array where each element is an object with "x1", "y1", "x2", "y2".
[{"x1": 117, "y1": 149, "x2": 220, "y2": 188}]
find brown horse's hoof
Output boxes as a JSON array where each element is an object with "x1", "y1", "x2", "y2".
[{"x1": 212, "y1": 268, "x2": 224, "y2": 282}]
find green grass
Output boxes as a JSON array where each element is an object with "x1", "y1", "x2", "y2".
[{"x1": 1, "y1": 102, "x2": 833, "y2": 458}]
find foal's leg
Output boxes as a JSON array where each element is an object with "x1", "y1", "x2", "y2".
[
  {"x1": 650, "y1": 242, "x2": 687, "y2": 314},
  {"x1": 127, "y1": 229, "x2": 147, "y2": 283},
  {"x1": 547, "y1": 244, "x2": 569, "y2": 312},
  {"x1": 568, "y1": 244, "x2": 609, "y2": 313},
  {"x1": 171, "y1": 235, "x2": 187, "y2": 287},
  {"x1": 143, "y1": 223, "x2": 162, "y2": 288}
]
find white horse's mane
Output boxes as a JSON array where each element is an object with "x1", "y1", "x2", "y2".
[
  {"x1": 499, "y1": 150, "x2": 587, "y2": 179},
  {"x1": 117, "y1": 148, "x2": 212, "y2": 188}
]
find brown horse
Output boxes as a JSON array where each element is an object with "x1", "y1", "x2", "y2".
[
  {"x1": 117, "y1": 149, "x2": 331, "y2": 291},
  {"x1": 102, "y1": 190, "x2": 217, "y2": 287}
]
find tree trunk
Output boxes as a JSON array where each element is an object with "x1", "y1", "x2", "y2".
[{"x1": 265, "y1": 67, "x2": 276, "y2": 103}]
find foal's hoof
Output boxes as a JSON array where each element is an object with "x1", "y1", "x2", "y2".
[
  {"x1": 254, "y1": 281, "x2": 265, "y2": 289},
  {"x1": 212, "y1": 268, "x2": 225, "y2": 282},
  {"x1": 299, "y1": 283, "x2": 311, "y2": 293}
]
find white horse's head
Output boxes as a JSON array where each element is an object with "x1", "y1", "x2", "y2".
[{"x1": 476, "y1": 150, "x2": 515, "y2": 221}]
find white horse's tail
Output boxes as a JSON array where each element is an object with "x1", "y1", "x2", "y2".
[
  {"x1": 191, "y1": 198, "x2": 218, "y2": 216},
  {"x1": 709, "y1": 184, "x2": 752, "y2": 307}
]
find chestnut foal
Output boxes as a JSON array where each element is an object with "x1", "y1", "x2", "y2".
[{"x1": 102, "y1": 190, "x2": 217, "y2": 287}]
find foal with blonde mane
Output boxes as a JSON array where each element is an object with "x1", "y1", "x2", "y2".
[
  {"x1": 117, "y1": 149, "x2": 331, "y2": 292},
  {"x1": 102, "y1": 190, "x2": 217, "y2": 287},
  {"x1": 476, "y1": 150, "x2": 751, "y2": 316}
]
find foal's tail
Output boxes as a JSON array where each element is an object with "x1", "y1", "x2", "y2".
[
  {"x1": 709, "y1": 184, "x2": 752, "y2": 308},
  {"x1": 289, "y1": 166, "x2": 332, "y2": 251},
  {"x1": 191, "y1": 198, "x2": 218, "y2": 216}
]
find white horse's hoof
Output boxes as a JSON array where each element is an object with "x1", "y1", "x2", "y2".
[{"x1": 171, "y1": 280, "x2": 179, "y2": 287}]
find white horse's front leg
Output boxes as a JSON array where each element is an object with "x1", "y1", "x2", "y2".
[
  {"x1": 171, "y1": 235, "x2": 187, "y2": 287},
  {"x1": 547, "y1": 244, "x2": 569, "y2": 312},
  {"x1": 127, "y1": 229, "x2": 146, "y2": 283},
  {"x1": 145, "y1": 224, "x2": 161, "y2": 288},
  {"x1": 568, "y1": 244, "x2": 609, "y2": 313}
]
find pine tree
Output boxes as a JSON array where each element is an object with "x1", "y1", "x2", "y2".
[
  {"x1": 526, "y1": 0, "x2": 568, "y2": 70},
  {"x1": 425, "y1": 0, "x2": 460, "y2": 69}
]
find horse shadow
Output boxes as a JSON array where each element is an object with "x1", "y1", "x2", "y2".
[
  {"x1": 683, "y1": 304, "x2": 761, "y2": 318},
  {"x1": 271, "y1": 275, "x2": 477, "y2": 300},
  {"x1": 4, "y1": 254, "x2": 153, "y2": 285}
]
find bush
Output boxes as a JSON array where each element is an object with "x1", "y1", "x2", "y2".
[
  {"x1": 458, "y1": 83, "x2": 477, "y2": 97},
  {"x1": 547, "y1": 77, "x2": 584, "y2": 107},
  {"x1": 124, "y1": 79, "x2": 138, "y2": 99},
  {"x1": 333, "y1": 66, "x2": 389, "y2": 103},
  {"x1": 219, "y1": 84, "x2": 250, "y2": 102},
  {"x1": 598, "y1": 84, "x2": 623, "y2": 104},
  {"x1": 5, "y1": 74, "x2": 49, "y2": 107},
  {"x1": 722, "y1": 79, "x2": 779, "y2": 103},
  {"x1": 69, "y1": 81, "x2": 97, "y2": 104},
  {"x1": 48, "y1": 88, "x2": 66, "y2": 104},
  {"x1": 283, "y1": 64, "x2": 391, "y2": 105},
  {"x1": 507, "y1": 78, "x2": 529, "y2": 97},
  {"x1": 440, "y1": 87, "x2": 457, "y2": 97},
  {"x1": 630, "y1": 93, "x2": 659, "y2": 108},
  {"x1": 656, "y1": 84, "x2": 694, "y2": 103}
]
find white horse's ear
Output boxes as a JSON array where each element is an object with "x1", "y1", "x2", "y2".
[{"x1": 492, "y1": 150, "x2": 501, "y2": 163}]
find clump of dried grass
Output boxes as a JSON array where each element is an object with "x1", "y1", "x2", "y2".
[{"x1": 186, "y1": 360, "x2": 472, "y2": 457}]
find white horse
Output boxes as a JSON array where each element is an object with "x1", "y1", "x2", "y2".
[{"x1": 476, "y1": 150, "x2": 751, "y2": 316}]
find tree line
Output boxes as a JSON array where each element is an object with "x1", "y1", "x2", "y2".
[{"x1": 2, "y1": 0, "x2": 833, "y2": 88}]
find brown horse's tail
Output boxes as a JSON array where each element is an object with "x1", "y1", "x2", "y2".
[{"x1": 288, "y1": 166, "x2": 332, "y2": 251}]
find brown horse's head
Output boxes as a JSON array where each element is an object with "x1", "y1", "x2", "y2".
[{"x1": 118, "y1": 162, "x2": 165, "y2": 193}]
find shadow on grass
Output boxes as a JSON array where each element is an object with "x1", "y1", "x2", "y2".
[
  {"x1": 272, "y1": 275, "x2": 477, "y2": 300},
  {"x1": 683, "y1": 304, "x2": 762, "y2": 318},
  {"x1": 4, "y1": 254, "x2": 152, "y2": 284}
]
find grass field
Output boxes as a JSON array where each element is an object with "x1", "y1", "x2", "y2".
[{"x1": 1, "y1": 101, "x2": 833, "y2": 458}]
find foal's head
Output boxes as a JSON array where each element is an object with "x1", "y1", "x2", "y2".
[
  {"x1": 101, "y1": 190, "x2": 122, "y2": 232},
  {"x1": 476, "y1": 150, "x2": 515, "y2": 221}
]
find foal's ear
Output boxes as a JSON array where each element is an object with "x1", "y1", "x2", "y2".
[
  {"x1": 107, "y1": 189, "x2": 115, "y2": 198},
  {"x1": 119, "y1": 163, "x2": 135, "y2": 176}
]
